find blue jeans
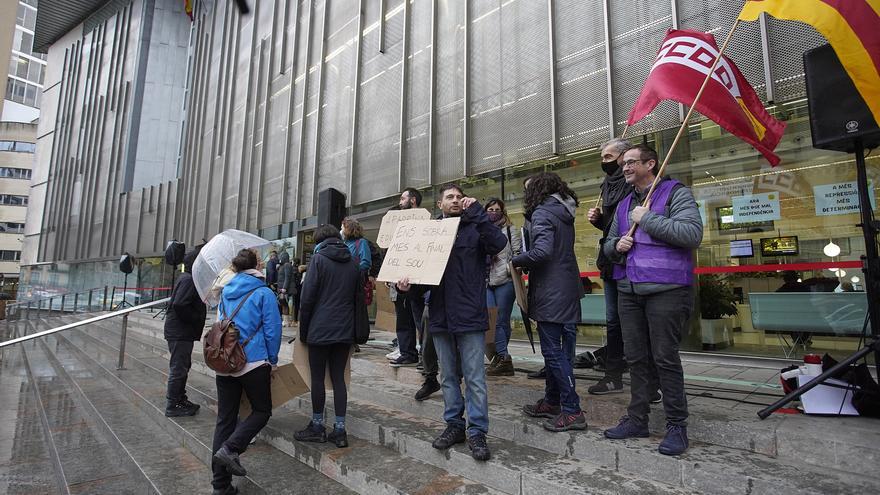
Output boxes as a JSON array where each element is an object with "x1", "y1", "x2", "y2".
[
  {"x1": 563, "y1": 323, "x2": 577, "y2": 366},
  {"x1": 538, "y1": 322, "x2": 581, "y2": 414},
  {"x1": 486, "y1": 281, "x2": 515, "y2": 358},
  {"x1": 432, "y1": 331, "x2": 489, "y2": 436}
]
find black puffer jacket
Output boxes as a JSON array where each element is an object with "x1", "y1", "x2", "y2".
[
  {"x1": 299, "y1": 238, "x2": 360, "y2": 345},
  {"x1": 513, "y1": 194, "x2": 583, "y2": 324},
  {"x1": 164, "y1": 248, "x2": 208, "y2": 341}
]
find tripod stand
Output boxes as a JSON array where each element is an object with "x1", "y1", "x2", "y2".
[
  {"x1": 115, "y1": 273, "x2": 135, "y2": 310},
  {"x1": 759, "y1": 137, "x2": 880, "y2": 419},
  {"x1": 153, "y1": 268, "x2": 177, "y2": 320}
]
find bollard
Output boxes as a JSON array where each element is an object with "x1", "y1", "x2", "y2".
[
  {"x1": 61, "y1": 295, "x2": 66, "y2": 314},
  {"x1": 74, "y1": 293, "x2": 79, "y2": 313},
  {"x1": 103, "y1": 286, "x2": 109, "y2": 311},
  {"x1": 117, "y1": 313, "x2": 129, "y2": 370},
  {"x1": 88, "y1": 290, "x2": 93, "y2": 312}
]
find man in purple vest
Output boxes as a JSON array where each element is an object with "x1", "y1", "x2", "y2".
[{"x1": 601, "y1": 144, "x2": 703, "y2": 456}]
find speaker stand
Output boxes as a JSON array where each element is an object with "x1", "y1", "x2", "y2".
[
  {"x1": 115, "y1": 273, "x2": 134, "y2": 310},
  {"x1": 759, "y1": 137, "x2": 880, "y2": 418},
  {"x1": 153, "y1": 267, "x2": 177, "y2": 320}
]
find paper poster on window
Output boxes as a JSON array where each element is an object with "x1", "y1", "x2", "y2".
[
  {"x1": 731, "y1": 192, "x2": 781, "y2": 223},
  {"x1": 813, "y1": 181, "x2": 876, "y2": 216}
]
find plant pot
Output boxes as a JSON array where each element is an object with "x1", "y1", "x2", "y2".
[{"x1": 700, "y1": 317, "x2": 734, "y2": 351}]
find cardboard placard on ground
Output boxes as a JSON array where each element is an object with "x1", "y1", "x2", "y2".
[
  {"x1": 376, "y1": 208, "x2": 432, "y2": 248},
  {"x1": 239, "y1": 363, "x2": 308, "y2": 418},
  {"x1": 292, "y1": 329, "x2": 352, "y2": 390},
  {"x1": 373, "y1": 283, "x2": 396, "y2": 331},
  {"x1": 376, "y1": 217, "x2": 461, "y2": 286}
]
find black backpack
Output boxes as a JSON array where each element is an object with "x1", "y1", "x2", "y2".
[{"x1": 367, "y1": 240, "x2": 384, "y2": 277}]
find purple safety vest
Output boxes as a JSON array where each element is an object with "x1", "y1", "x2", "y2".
[{"x1": 612, "y1": 179, "x2": 694, "y2": 286}]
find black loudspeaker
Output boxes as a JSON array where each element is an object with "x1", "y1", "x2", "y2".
[
  {"x1": 317, "y1": 188, "x2": 346, "y2": 229},
  {"x1": 119, "y1": 253, "x2": 135, "y2": 274},
  {"x1": 164, "y1": 240, "x2": 186, "y2": 266},
  {"x1": 804, "y1": 44, "x2": 880, "y2": 153}
]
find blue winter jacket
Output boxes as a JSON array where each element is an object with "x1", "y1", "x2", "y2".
[
  {"x1": 218, "y1": 273, "x2": 282, "y2": 365},
  {"x1": 344, "y1": 238, "x2": 372, "y2": 273},
  {"x1": 410, "y1": 202, "x2": 508, "y2": 334}
]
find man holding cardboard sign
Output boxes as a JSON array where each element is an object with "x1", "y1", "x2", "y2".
[{"x1": 396, "y1": 183, "x2": 507, "y2": 462}]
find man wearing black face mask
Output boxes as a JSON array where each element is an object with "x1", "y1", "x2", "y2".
[{"x1": 585, "y1": 139, "x2": 633, "y2": 395}]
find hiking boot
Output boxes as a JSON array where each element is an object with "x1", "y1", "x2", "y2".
[
  {"x1": 544, "y1": 411, "x2": 587, "y2": 432},
  {"x1": 588, "y1": 376, "x2": 624, "y2": 395},
  {"x1": 213, "y1": 446, "x2": 247, "y2": 476},
  {"x1": 415, "y1": 377, "x2": 441, "y2": 401},
  {"x1": 390, "y1": 356, "x2": 419, "y2": 368},
  {"x1": 212, "y1": 485, "x2": 239, "y2": 495},
  {"x1": 527, "y1": 366, "x2": 546, "y2": 379},
  {"x1": 327, "y1": 427, "x2": 349, "y2": 448},
  {"x1": 431, "y1": 425, "x2": 466, "y2": 450},
  {"x1": 658, "y1": 424, "x2": 688, "y2": 456},
  {"x1": 604, "y1": 415, "x2": 650, "y2": 439},
  {"x1": 650, "y1": 389, "x2": 663, "y2": 404},
  {"x1": 165, "y1": 401, "x2": 199, "y2": 417},
  {"x1": 294, "y1": 421, "x2": 327, "y2": 443},
  {"x1": 487, "y1": 355, "x2": 514, "y2": 376},
  {"x1": 522, "y1": 398, "x2": 561, "y2": 419},
  {"x1": 467, "y1": 433, "x2": 491, "y2": 461}
]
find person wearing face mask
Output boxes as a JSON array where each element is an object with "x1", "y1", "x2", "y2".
[
  {"x1": 585, "y1": 138, "x2": 633, "y2": 395},
  {"x1": 484, "y1": 198, "x2": 521, "y2": 377}
]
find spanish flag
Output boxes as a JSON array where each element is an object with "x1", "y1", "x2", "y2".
[
  {"x1": 739, "y1": 0, "x2": 880, "y2": 123},
  {"x1": 185, "y1": 0, "x2": 194, "y2": 20}
]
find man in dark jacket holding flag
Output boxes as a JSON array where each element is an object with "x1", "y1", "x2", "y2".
[
  {"x1": 164, "y1": 246, "x2": 207, "y2": 417},
  {"x1": 397, "y1": 183, "x2": 507, "y2": 461}
]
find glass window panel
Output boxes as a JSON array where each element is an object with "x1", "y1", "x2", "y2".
[
  {"x1": 0, "y1": 141, "x2": 13, "y2": 151},
  {"x1": 12, "y1": 80, "x2": 25, "y2": 101},
  {"x1": 23, "y1": 10, "x2": 35, "y2": 31},
  {"x1": 27, "y1": 61, "x2": 40, "y2": 83},
  {"x1": 16, "y1": 57, "x2": 28, "y2": 78},
  {"x1": 24, "y1": 83, "x2": 35, "y2": 106}
]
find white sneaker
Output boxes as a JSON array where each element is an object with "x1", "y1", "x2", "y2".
[{"x1": 385, "y1": 349, "x2": 401, "y2": 361}]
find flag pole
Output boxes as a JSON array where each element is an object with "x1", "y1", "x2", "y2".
[
  {"x1": 594, "y1": 124, "x2": 631, "y2": 209},
  {"x1": 625, "y1": 18, "x2": 742, "y2": 236}
]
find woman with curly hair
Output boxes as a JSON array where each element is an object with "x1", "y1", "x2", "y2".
[{"x1": 512, "y1": 172, "x2": 586, "y2": 432}]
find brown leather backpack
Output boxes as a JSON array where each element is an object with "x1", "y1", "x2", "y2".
[{"x1": 203, "y1": 288, "x2": 260, "y2": 374}]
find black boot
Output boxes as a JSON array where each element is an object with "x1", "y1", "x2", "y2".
[
  {"x1": 165, "y1": 400, "x2": 199, "y2": 417},
  {"x1": 294, "y1": 421, "x2": 327, "y2": 443},
  {"x1": 327, "y1": 427, "x2": 349, "y2": 448},
  {"x1": 415, "y1": 377, "x2": 441, "y2": 401},
  {"x1": 213, "y1": 446, "x2": 247, "y2": 476},
  {"x1": 467, "y1": 433, "x2": 491, "y2": 461}
]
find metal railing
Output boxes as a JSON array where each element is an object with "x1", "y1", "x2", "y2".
[
  {"x1": 4, "y1": 286, "x2": 171, "y2": 322},
  {"x1": 1, "y1": 297, "x2": 171, "y2": 370}
]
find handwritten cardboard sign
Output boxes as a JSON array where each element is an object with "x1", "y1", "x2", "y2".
[
  {"x1": 376, "y1": 217, "x2": 461, "y2": 286},
  {"x1": 376, "y1": 208, "x2": 432, "y2": 248}
]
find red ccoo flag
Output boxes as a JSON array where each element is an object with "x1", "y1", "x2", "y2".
[{"x1": 628, "y1": 29, "x2": 786, "y2": 166}]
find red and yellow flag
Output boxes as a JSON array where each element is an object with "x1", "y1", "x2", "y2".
[
  {"x1": 739, "y1": 0, "x2": 880, "y2": 123},
  {"x1": 185, "y1": 0, "x2": 194, "y2": 20}
]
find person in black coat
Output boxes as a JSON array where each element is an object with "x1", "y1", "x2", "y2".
[
  {"x1": 513, "y1": 172, "x2": 586, "y2": 432},
  {"x1": 277, "y1": 252, "x2": 297, "y2": 326},
  {"x1": 294, "y1": 225, "x2": 361, "y2": 448},
  {"x1": 266, "y1": 250, "x2": 279, "y2": 287},
  {"x1": 164, "y1": 246, "x2": 208, "y2": 417},
  {"x1": 397, "y1": 183, "x2": 507, "y2": 462}
]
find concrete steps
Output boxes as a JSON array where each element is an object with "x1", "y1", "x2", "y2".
[
  {"x1": 77, "y1": 317, "x2": 691, "y2": 495},
  {"x1": 13, "y1": 322, "x2": 209, "y2": 494},
  {"x1": 48, "y1": 316, "x2": 504, "y2": 495},
  {"x1": 121, "y1": 311, "x2": 880, "y2": 493}
]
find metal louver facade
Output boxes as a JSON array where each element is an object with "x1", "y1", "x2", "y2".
[{"x1": 32, "y1": 0, "x2": 828, "y2": 263}]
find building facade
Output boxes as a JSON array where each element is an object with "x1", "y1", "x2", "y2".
[
  {"x1": 0, "y1": 122, "x2": 35, "y2": 293},
  {"x1": 2, "y1": 0, "x2": 46, "y2": 122},
  {"x1": 22, "y1": 0, "x2": 879, "y2": 359}
]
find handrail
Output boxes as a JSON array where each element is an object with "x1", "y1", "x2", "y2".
[{"x1": 0, "y1": 297, "x2": 170, "y2": 349}]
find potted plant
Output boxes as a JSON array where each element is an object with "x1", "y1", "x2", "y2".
[{"x1": 698, "y1": 274, "x2": 739, "y2": 350}]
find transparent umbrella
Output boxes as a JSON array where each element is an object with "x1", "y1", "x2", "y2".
[{"x1": 193, "y1": 229, "x2": 271, "y2": 307}]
